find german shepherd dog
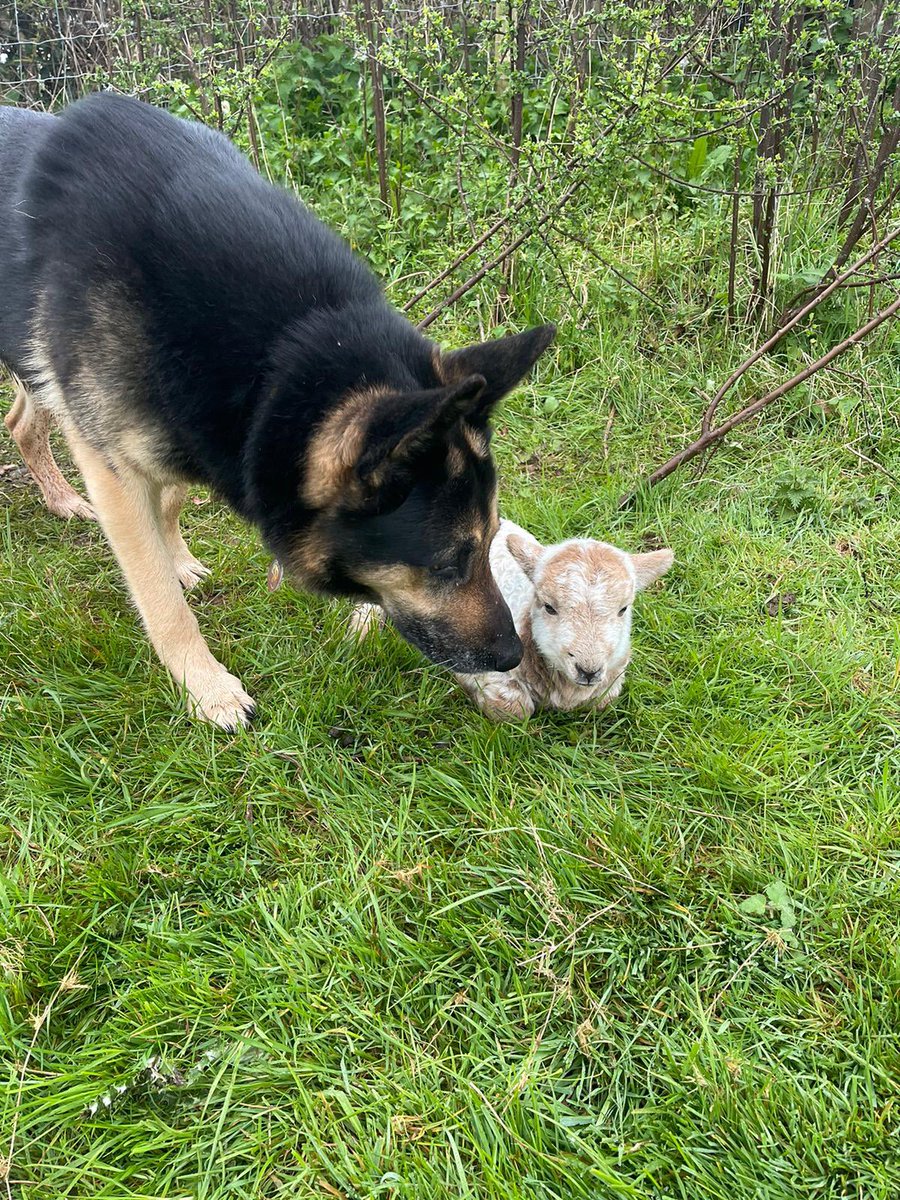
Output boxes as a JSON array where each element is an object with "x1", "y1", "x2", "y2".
[{"x1": 0, "y1": 94, "x2": 555, "y2": 729}]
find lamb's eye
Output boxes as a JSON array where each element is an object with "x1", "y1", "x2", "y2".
[
  {"x1": 618, "y1": 605, "x2": 629, "y2": 616},
  {"x1": 544, "y1": 603, "x2": 557, "y2": 615}
]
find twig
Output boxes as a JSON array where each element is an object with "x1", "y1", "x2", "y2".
[
  {"x1": 845, "y1": 445, "x2": 900, "y2": 485},
  {"x1": 416, "y1": 230, "x2": 533, "y2": 329},
  {"x1": 629, "y1": 152, "x2": 846, "y2": 200},
  {"x1": 547, "y1": 218, "x2": 666, "y2": 311},
  {"x1": 362, "y1": 0, "x2": 389, "y2": 209},
  {"x1": 835, "y1": 271, "x2": 900, "y2": 289},
  {"x1": 701, "y1": 226, "x2": 900, "y2": 436},
  {"x1": 536, "y1": 229, "x2": 587, "y2": 319},
  {"x1": 403, "y1": 209, "x2": 516, "y2": 312},
  {"x1": 727, "y1": 143, "x2": 742, "y2": 321},
  {"x1": 622, "y1": 290, "x2": 900, "y2": 504},
  {"x1": 226, "y1": 24, "x2": 292, "y2": 137},
  {"x1": 690, "y1": 51, "x2": 737, "y2": 89},
  {"x1": 416, "y1": 161, "x2": 667, "y2": 329}
]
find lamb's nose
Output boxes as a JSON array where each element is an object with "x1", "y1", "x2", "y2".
[{"x1": 576, "y1": 664, "x2": 600, "y2": 684}]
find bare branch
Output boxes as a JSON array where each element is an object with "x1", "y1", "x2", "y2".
[
  {"x1": 701, "y1": 226, "x2": 900, "y2": 436},
  {"x1": 622, "y1": 291, "x2": 900, "y2": 505}
]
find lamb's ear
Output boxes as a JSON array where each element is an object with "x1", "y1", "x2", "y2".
[
  {"x1": 630, "y1": 549, "x2": 674, "y2": 590},
  {"x1": 507, "y1": 531, "x2": 543, "y2": 582},
  {"x1": 438, "y1": 324, "x2": 556, "y2": 424}
]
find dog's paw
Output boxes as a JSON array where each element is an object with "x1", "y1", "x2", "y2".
[
  {"x1": 46, "y1": 487, "x2": 96, "y2": 521},
  {"x1": 187, "y1": 672, "x2": 256, "y2": 731},
  {"x1": 174, "y1": 553, "x2": 211, "y2": 590},
  {"x1": 347, "y1": 602, "x2": 384, "y2": 640}
]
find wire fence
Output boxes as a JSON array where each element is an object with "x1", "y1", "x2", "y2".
[
  {"x1": 0, "y1": 1, "x2": 482, "y2": 107},
  {"x1": 2, "y1": 2, "x2": 898, "y2": 334}
]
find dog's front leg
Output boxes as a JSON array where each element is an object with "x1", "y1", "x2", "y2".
[
  {"x1": 160, "y1": 482, "x2": 211, "y2": 590},
  {"x1": 67, "y1": 433, "x2": 255, "y2": 730}
]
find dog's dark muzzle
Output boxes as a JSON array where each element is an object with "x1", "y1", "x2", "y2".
[{"x1": 388, "y1": 610, "x2": 523, "y2": 674}]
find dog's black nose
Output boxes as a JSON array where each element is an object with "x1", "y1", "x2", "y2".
[
  {"x1": 493, "y1": 635, "x2": 523, "y2": 672},
  {"x1": 576, "y1": 664, "x2": 600, "y2": 684}
]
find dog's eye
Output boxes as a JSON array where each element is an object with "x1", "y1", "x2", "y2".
[
  {"x1": 544, "y1": 603, "x2": 557, "y2": 615},
  {"x1": 618, "y1": 605, "x2": 629, "y2": 616},
  {"x1": 430, "y1": 564, "x2": 458, "y2": 581}
]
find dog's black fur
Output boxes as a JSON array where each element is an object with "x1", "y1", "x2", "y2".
[{"x1": 0, "y1": 93, "x2": 555, "y2": 680}]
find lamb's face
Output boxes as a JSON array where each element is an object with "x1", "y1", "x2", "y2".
[{"x1": 507, "y1": 534, "x2": 674, "y2": 693}]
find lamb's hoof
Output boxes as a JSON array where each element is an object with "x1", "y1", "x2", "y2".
[
  {"x1": 477, "y1": 685, "x2": 534, "y2": 722},
  {"x1": 348, "y1": 602, "x2": 385, "y2": 640},
  {"x1": 482, "y1": 700, "x2": 532, "y2": 722}
]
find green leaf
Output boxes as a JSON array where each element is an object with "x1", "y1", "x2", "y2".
[
  {"x1": 686, "y1": 136, "x2": 709, "y2": 180},
  {"x1": 739, "y1": 894, "x2": 767, "y2": 917},
  {"x1": 765, "y1": 879, "x2": 796, "y2": 929}
]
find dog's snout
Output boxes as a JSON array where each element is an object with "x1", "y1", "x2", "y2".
[{"x1": 492, "y1": 633, "x2": 523, "y2": 673}]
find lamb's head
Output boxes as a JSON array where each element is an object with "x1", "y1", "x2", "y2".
[{"x1": 506, "y1": 533, "x2": 674, "y2": 691}]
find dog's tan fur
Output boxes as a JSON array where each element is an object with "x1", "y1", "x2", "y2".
[
  {"x1": 5, "y1": 296, "x2": 248, "y2": 729},
  {"x1": 2, "y1": 98, "x2": 556, "y2": 728},
  {"x1": 66, "y1": 429, "x2": 253, "y2": 729},
  {"x1": 4, "y1": 380, "x2": 95, "y2": 520},
  {"x1": 352, "y1": 502, "x2": 501, "y2": 637},
  {"x1": 461, "y1": 424, "x2": 490, "y2": 460},
  {"x1": 302, "y1": 386, "x2": 389, "y2": 507},
  {"x1": 2, "y1": 343, "x2": 499, "y2": 731},
  {"x1": 161, "y1": 483, "x2": 211, "y2": 590}
]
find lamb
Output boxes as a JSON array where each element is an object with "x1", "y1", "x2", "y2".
[{"x1": 349, "y1": 519, "x2": 674, "y2": 721}]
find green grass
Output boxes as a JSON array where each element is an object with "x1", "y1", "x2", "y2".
[{"x1": 1, "y1": 216, "x2": 900, "y2": 1199}]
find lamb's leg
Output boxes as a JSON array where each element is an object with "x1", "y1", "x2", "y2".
[
  {"x1": 348, "y1": 602, "x2": 385, "y2": 639},
  {"x1": 457, "y1": 672, "x2": 535, "y2": 722},
  {"x1": 350, "y1": 604, "x2": 534, "y2": 720}
]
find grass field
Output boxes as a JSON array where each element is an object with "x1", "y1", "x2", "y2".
[{"x1": 1, "y1": 212, "x2": 899, "y2": 1199}]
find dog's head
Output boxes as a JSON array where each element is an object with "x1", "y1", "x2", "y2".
[{"x1": 289, "y1": 323, "x2": 556, "y2": 673}]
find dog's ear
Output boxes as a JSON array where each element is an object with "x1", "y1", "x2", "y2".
[
  {"x1": 305, "y1": 376, "x2": 487, "y2": 514},
  {"x1": 438, "y1": 323, "x2": 556, "y2": 423},
  {"x1": 507, "y1": 531, "x2": 543, "y2": 582},
  {"x1": 350, "y1": 374, "x2": 487, "y2": 510},
  {"x1": 630, "y1": 549, "x2": 674, "y2": 590}
]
